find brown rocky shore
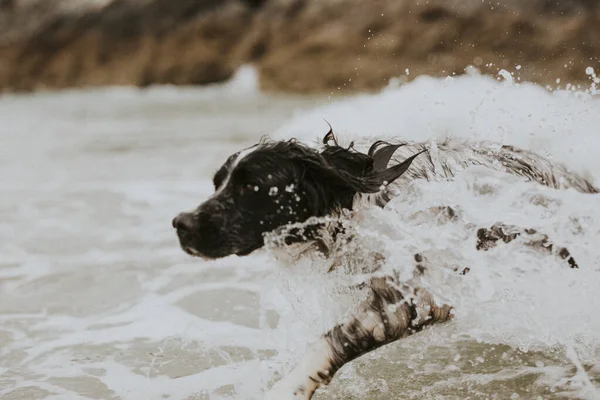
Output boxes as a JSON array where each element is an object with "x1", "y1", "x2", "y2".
[{"x1": 0, "y1": 0, "x2": 599, "y2": 94}]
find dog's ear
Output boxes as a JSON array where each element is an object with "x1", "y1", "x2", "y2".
[
  {"x1": 322, "y1": 125, "x2": 408, "y2": 173},
  {"x1": 353, "y1": 150, "x2": 426, "y2": 193},
  {"x1": 321, "y1": 145, "x2": 374, "y2": 177},
  {"x1": 295, "y1": 140, "x2": 425, "y2": 213},
  {"x1": 319, "y1": 144, "x2": 424, "y2": 194},
  {"x1": 368, "y1": 141, "x2": 407, "y2": 172}
]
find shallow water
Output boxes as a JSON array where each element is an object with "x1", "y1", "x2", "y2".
[{"x1": 1, "y1": 68, "x2": 600, "y2": 400}]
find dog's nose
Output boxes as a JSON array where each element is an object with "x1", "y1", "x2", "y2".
[{"x1": 172, "y1": 212, "x2": 195, "y2": 231}]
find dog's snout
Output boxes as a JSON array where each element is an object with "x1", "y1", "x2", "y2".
[{"x1": 172, "y1": 212, "x2": 195, "y2": 231}]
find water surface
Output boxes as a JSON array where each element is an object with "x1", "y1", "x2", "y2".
[{"x1": 1, "y1": 70, "x2": 599, "y2": 399}]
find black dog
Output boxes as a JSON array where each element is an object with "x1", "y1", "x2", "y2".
[{"x1": 173, "y1": 128, "x2": 596, "y2": 399}]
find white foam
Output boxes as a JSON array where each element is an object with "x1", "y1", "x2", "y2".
[{"x1": 274, "y1": 74, "x2": 600, "y2": 182}]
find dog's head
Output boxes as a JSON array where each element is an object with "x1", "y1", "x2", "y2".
[{"x1": 173, "y1": 130, "x2": 423, "y2": 259}]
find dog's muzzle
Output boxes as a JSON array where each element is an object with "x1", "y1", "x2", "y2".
[{"x1": 172, "y1": 212, "x2": 205, "y2": 257}]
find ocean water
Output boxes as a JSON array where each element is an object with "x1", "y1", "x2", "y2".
[{"x1": 1, "y1": 67, "x2": 599, "y2": 400}]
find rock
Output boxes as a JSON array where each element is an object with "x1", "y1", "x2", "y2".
[
  {"x1": 253, "y1": 0, "x2": 600, "y2": 92},
  {"x1": 0, "y1": 0, "x2": 599, "y2": 93},
  {"x1": 0, "y1": 0, "x2": 253, "y2": 92},
  {"x1": 0, "y1": 0, "x2": 110, "y2": 44}
]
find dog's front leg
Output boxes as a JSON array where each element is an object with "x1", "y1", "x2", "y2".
[{"x1": 265, "y1": 276, "x2": 453, "y2": 399}]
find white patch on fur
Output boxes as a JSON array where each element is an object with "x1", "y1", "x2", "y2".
[
  {"x1": 184, "y1": 246, "x2": 213, "y2": 260},
  {"x1": 212, "y1": 145, "x2": 258, "y2": 196},
  {"x1": 265, "y1": 339, "x2": 333, "y2": 400}
]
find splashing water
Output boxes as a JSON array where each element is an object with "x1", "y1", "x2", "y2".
[
  {"x1": 270, "y1": 74, "x2": 600, "y2": 399},
  {"x1": 1, "y1": 70, "x2": 599, "y2": 399}
]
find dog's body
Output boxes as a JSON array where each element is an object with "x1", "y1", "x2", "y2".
[
  {"x1": 329, "y1": 135, "x2": 597, "y2": 202},
  {"x1": 173, "y1": 129, "x2": 596, "y2": 399}
]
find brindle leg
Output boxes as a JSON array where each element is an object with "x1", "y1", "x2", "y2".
[
  {"x1": 476, "y1": 222, "x2": 578, "y2": 268},
  {"x1": 264, "y1": 275, "x2": 453, "y2": 400}
]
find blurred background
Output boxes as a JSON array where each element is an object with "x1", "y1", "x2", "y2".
[
  {"x1": 0, "y1": 0, "x2": 599, "y2": 94},
  {"x1": 2, "y1": 2, "x2": 600, "y2": 400}
]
